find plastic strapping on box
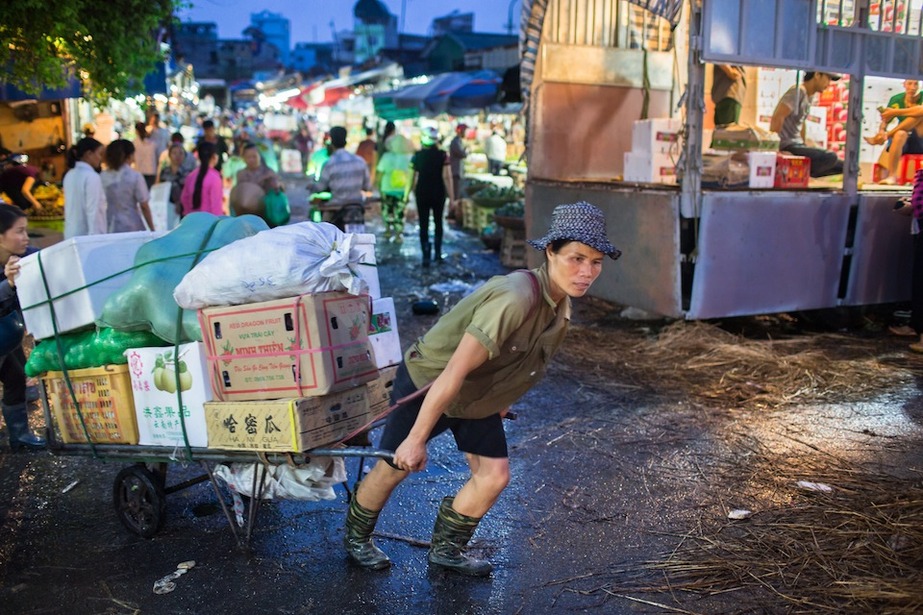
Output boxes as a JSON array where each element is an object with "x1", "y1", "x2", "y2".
[
  {"x1": 20, "y1": 248, "x2": 223, "y2": 313},
  {"x1": 171, "y1": 220, "x2": 223, "y2": 462},
  {"x1": 203, "y1": 294, "x2": 372, "y2": 398},
  {"x1": 37, "y1": 250, "x2": 99, "y2": 457},
  {"x1": 39, "y1": 221, "x2": 223, "y2": 459},
  {"x1": 204, "y1": 340, "x2": 368, "y2": 362}
]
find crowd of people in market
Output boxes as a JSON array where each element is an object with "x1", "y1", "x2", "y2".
[{"x1": 44, "y1": 110, "x2": 525, "y2": 241}]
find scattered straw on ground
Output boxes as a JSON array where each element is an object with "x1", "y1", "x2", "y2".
[
  {"x1": 592, "y1": 456, "x2": 923, "y2": 614},
  {"x1": 559, "y1": 320, "x2": 913, "y2": 409}
]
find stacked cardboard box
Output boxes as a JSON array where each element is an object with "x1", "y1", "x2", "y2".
[
  {"x1": 623, "y1": 118, "x2": 682, "y2": 185},
  {"x1": 37, "y1": 231, "x2": 398, "y2": 453},
  {"x1": 195, "y1": 234, "x2": 401, "y2": 452}
]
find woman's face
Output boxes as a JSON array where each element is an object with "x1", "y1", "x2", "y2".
[
  {"x1": 242, "y1": 148, "x2": 261, "y2": 169},
  {"x1": 169, "y1": 146, "x2": 185, "y2": 166},
  {"x1": 84, "y1": 145, "x2": 105, "y2": 170},
  {"x1": 0, "y1": 217, "x2": 29, "y2": 257},
  {"x1": 546, "y1": 241, "x2": 605, "y2": 302}
]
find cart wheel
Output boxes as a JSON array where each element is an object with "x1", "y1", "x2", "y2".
[{"x1": 113, "y1": 465, "x2": 166, "y2": 538}]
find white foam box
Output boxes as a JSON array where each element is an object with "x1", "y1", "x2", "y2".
[
  {"x1": 17, "y1": 231, "x2": 161, "y2": 340},
  {"x1": 125, "y1": 342, "x2": 212, "y2": 448},
  {"x1": 623, "y1": 152, "x2": 677, "y2": 184},
  {"x1": 198, "y1": 291, "x2": 378, "y2": 401},
  {"x1": 631, "y1": 118, "x2": 682, "y2": 154},
  {"x1": 369, "y1": 297, "x2": 401, "y2": 369},
  {"x1": 354, "y1": 233, "x2": 380, "y2": 300},
  {"x1": 204, "y1": 384, "x2": 371, "y2": 452},
  {"x1": 747, "y1": 151, "x2": 777, "y2": 188}
]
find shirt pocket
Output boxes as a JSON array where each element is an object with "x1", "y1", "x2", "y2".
[{"x1": 503, "y1": 327, "x2": 532, "y2": 356}]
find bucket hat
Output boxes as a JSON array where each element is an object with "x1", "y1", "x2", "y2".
[
  {"x1": 528, "y1": 201, "x2": 621, "y2": 260},
  {"x1": 421, "y1": 126, "x2": 439, "y2": 146}
]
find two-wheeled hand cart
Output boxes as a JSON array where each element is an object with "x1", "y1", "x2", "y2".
[
  {"x1": 35, "y1": 372, "x2": 433, "y2": 548},
  {"x1": 35, "y1": 382, "x2": 419, "y2": 548}
]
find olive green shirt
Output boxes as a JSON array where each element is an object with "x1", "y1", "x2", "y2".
[{"x1": 405, "y1": 264, "x2": 571, "y2": 419}]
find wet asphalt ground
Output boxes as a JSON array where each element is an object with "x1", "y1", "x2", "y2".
[{"x1": 2, "y1": 174, "x2": 923, "y2": 614}]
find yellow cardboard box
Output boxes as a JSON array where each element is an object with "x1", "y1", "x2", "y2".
[
  {"x1": 199, "y1": 292, "x2": 378, "y2": 401},
  {"x1": 43, "y1": 365, "x2": 139, "y2": 444},
  {"x1": 204, "y1": 385, "x2": 372, "y2": 452}
]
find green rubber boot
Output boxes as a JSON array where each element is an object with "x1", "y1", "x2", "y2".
[
  {"x1": 428, "y1": 496, "x2": 493, "y2": 577},
  {"x1": 344, "y1": 497, "x2": 391, "y2": 570}
]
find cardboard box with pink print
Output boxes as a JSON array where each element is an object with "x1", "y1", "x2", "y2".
[{"x1": 199, "y1": 292, "x2": 378, "y2": 401}]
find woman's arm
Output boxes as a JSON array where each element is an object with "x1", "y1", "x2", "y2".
[
  {"x1": 392, "y1": 333, "x2": 489, "y2": 472},
  {"x1": 20, "y1": 176, "x2": 42, "y2": 211},
  {"x1": 405, "y1": 170, "x2": 418, "y2": 202},
  {"x1": 442, "y1": 163, "x2": 454, "y2": 202}
]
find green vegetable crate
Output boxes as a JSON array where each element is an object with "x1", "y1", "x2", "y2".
[{"x1": 461, "y1": 199, "x2": 495, "y2": 233}]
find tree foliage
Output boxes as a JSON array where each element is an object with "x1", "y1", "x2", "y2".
[{"x1": 0, "y1": 0, "x2": 179, "y2": 103}]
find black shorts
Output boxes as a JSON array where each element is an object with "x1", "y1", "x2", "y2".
[
  {"x1": 905, "y1": 130, "x2": 923, "y2": 155},
  {"x1": 378, "y1": 363, "x2": 508, "y2": 458}
]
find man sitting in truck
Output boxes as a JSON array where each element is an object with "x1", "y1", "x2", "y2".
[
  {"x1": 770, "y1": 71, "x2": 844, "y2": 178},
  {"x1": 867, "y1": 80, "x2": 923, "y2": 183}
]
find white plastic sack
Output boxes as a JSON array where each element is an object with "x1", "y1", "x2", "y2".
[
  {"x1": 213, "y1": 457, "x2": 346, "y2": 501},
  {"x1": 174, "y1": 221, "x2": 369, "y2": 309}
]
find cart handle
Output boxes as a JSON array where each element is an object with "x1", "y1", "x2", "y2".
[{"x1": 308, "y1": 447, "x2": 398, "y2": 469}]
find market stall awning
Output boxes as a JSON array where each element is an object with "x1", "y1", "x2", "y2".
[
  {"x1": 287, "y1": 63, "x2": 403, "y2": 111},
  {"x1": 372, "y1": 71, "x2": 501, "y2": 119}
]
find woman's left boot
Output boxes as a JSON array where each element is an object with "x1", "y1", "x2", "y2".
[
  {"x1": 428, "y1": 496, "x2": 492, "y2": 577},
  {"x1": 3, "y1": 402, "x2": 45, "y2": 451}
]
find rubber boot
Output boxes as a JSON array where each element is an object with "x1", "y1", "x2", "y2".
[
  {"x1": 428, "y1": 496, "x2": 493, "y2": 577},
  {"x1": 344, "y1": 497, "x2": 391, "y2": 570},
  {"x1": 2, "y1": 402, "x2": 45, "y2": 451}
]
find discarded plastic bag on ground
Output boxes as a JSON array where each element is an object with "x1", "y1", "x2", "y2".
[
  {"x1": 173, "y1": 222, "x2": 368, "y2": 309},
  {"x1": 213, "y1": 457, "x2": 346, "y2": 501}
]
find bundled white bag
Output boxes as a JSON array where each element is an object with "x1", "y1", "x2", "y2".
[
  {"x1": 174, "y1": 221, "x2": 369, "y2": 309},
  {"x1": 213, "y1": 456, "x2": 346, "y2": 501}
]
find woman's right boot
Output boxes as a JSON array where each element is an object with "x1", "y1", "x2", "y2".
[
  {"x1": 421, "y1": 241, "x2": 431, "y2": 268},
  {"x1": 344, "y1": 497, "x2": 391, "y2": 570},
  {"x1": 2, "y1": 402, "x2": 46, "y2": 451}
]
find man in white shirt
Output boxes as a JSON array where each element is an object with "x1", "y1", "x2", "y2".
[{"x1": 485, "y1": 130, "x2": 508, "y2": 176}]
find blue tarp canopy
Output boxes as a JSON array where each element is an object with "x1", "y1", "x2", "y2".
[
  {"x1": 373, "y1": 71, "x2": 501, "y2": 119},
  {"x1": 0, "y1": 77, "x2": 82, "y2": 101}
]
